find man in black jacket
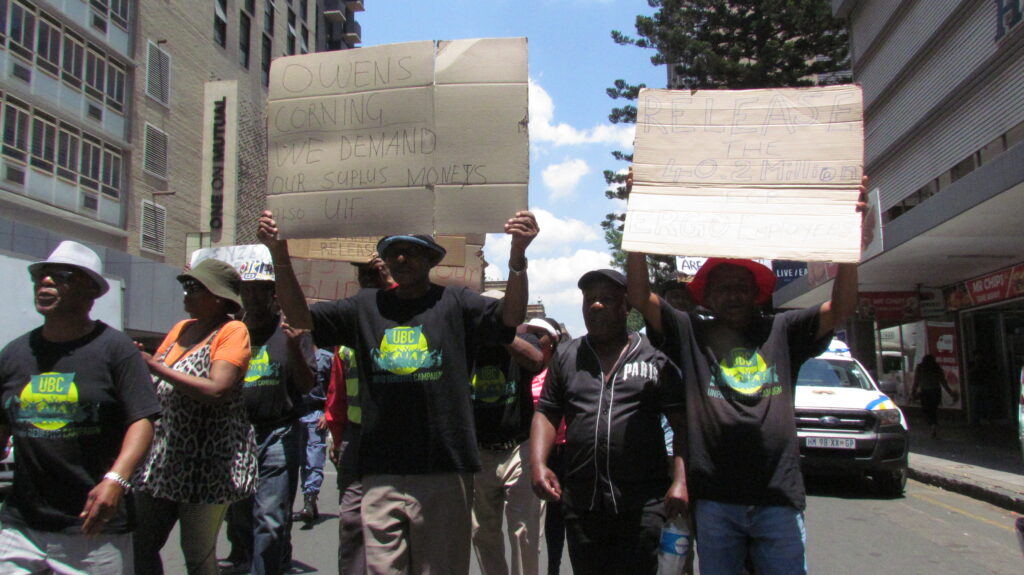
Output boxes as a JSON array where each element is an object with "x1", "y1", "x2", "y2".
[{"x1": 530, "y1": 269, "x2": 687, "y2": 575}]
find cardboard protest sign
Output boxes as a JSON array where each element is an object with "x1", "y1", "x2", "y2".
[
  {"x1": 191, "y1": 245, "x2": 274, "y2": 280},
  {"x1": 289, "y1": 235, "x2": 467, "y2": 267},
  {"x1": 623, "y1": 85, "x2": 864, "y2": 263},
  {"x1": 266, "y1": 38, "x2": 528, "y2": 239}
]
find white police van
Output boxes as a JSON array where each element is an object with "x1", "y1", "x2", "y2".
[{"x1": 795, "y1": 339, "x2": 909, "y2": 497}]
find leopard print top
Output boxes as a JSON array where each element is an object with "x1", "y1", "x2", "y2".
[{"x1": 134, "y1": 327, "x2": 257, "y2": 504}]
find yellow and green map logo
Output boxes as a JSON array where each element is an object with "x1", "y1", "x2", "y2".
[
  {"x1": 374, "y1": 326, "x2": 442, "y2": 376},
  {"x1": 19, "y1": 372, "x2": 78, "y2": 431},
  {"x1": 472, "y1": 365, "x2": 511, "y2": 403},
  {"x1": 717, "y1": 348, "x2": 777, "y2": 396}
]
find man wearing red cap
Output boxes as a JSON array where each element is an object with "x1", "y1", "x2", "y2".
[{"x1": 628, "y1": 250, "x2": 857, "y2": 574}]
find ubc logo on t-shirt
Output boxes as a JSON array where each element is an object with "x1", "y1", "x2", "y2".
[
  {"x1": 9, "y1": 372, "x2": 97, "y2": 437},
  {"x1": 710, "y1": 348, "x2": 782, "y2": 399},
  {"x1": 373, "y1": 326, "x2": 442, "y2": 378},
  {"x1": 244, "y1": 345, "x2": 280, "y2": 388},
  {"x1": 472, "y1": 365, "x2": 511, "y2": 403}
]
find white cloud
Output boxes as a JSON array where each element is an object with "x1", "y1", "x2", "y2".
[
  {"x1": 483, "y1": 208, "x2": 601, "y2": 261},
  {"x1": 482, "y1": 209, "x2": 614, "y2": 337},
  {"x1": 530, "y1": 79, "x2": 635, "y2": 148},
  {"x1": 542, "y1": 158, "x2": 591, "y2": 200}
]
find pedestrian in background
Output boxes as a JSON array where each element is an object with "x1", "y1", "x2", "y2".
[
  {"x1": 0, "y1": 241, "x2": 161, "y2": 574},
  {"x1": 221, "y1": 270, "x2": 317, "y2": 575},
  {"x1": 470, "y1": 293, "x2": 547, "y2": 575},
  {"x1": 325, "y1": 254, "x2": 395, "y2": 575},
  {"x1": 292, "y1": 347, "x2": 333, "y2": 528},
  {"x1": 913, "y1": 354, "x2": 959, "y2": 439},
  {"x1": 132, "y1": 259, "x2": 257, "y2": 575}
]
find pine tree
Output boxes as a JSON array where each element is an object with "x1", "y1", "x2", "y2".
[{"x1": 603, "y1": 0, "x2": 851, "y2": 283}]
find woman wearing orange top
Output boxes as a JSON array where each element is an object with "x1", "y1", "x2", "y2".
[{"x1": 132, "y1": 259, "x2": 258, "y2": 575}]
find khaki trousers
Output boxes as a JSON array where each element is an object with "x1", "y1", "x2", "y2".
[
  {"x1": 472, "y1": 442, "x2": 543, "y2": 575},
  {"x1": 362, "y1": 472, "x2": 473, "y2": 575}
]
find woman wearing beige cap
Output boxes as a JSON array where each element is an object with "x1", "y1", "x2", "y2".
[{"x1": 131, "y1": 258, "x2": 257, "y2": 575}]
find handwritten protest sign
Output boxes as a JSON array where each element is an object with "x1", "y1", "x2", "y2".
[
  {"x1": 266, "y1": 38, "x2": 528, "y2": 239},
  {"x1": 288, "y1": 235, "x2": 467, "y2": 267},
  {"x1": 623, "y1": 85, "x2": 864, "y2": 262},
  {"x1": 191, "y1": 245, "x2": 274, "y2": 281}
]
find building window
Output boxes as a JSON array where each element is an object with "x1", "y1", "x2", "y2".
[
  {"x1": 146, "y1": 41, "x2": 171, "y2": 106},
  {"x1": 214, "y1": 0, "x2": 227, "y2": 48},
  {"x1": 109, "y1": 0, "x2": 129, "y2": 29},
  {"x1": 143, "y1": 123, "x2": 168, "y2": 179},
  {"x1": 9, "y1": 1, "x2": 36, "y2": 61},
  {"x1": 261, "y1": 33, "x2": 271, "y2": 86},
  {"x1": 2, "y1": 100, "x2": 30, "y2": 162},
  {"x1": 300, "y1": 0, "x2": 307, "y2": 21},
  {"x1": 239, "y1": 12, "x2": 251, "y2": 68},
  {"x1": 56, "y1": 123, "x2": 79, "y2": 182},
  {"x1": 79, "y1": 134, "x2": 101, "y2": 190},
  {"x1": 29, "y1": 111, "x2": 56, "y2": 171},
  {"x1": 84, "y1": 46, "x2": 106, "y2": 102},
  {"x1": 949, "y1": 155, "x2": 976, "y2": 183},
  {"x1": 287, "y1": 9, "x2": 296, "y2": 55},
  {"x1": 301, "y1": 24, "x2": 308, "y2": 54},
  {"x1": 62, "y1": 31, "x2": 85, "y2": 88},
  {"x1": 264, "y1": 0, "x2": 274, "y2": 35},
  {"x1": 105, "y1": 60, "x2": 125, "y2": 112},
  {"x1": 141, "y1": 200, "x2": 167, "y2": 254},
  {"x1": 244, "y1": 0, "x2": 255, "y2": 14},
  {"x1": 36, "y1": 14, "x2": 61, "y2": 75},
  {"x1": 100, "y1": 145, "x2": 120, "y2": 198}
]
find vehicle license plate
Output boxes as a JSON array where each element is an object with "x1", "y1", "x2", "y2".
[{"x1": 806, "y1": 437, "x2": 855, "y2": 449}]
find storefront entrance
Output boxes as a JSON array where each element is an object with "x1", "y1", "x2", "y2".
[{"x1": 960, "y1": 299, "x2": 1024, "y2": 425}]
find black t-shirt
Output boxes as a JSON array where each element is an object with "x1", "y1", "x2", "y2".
[
  {"x1": 651, "y1": 303, "x2": 829, "y2": 510},
  {"x1": 537, "y1": 332, "x2": 684, "y2": 513},
  {"x1": 310, "y1": 284, "x2": 516, "y2": 475},
  {"x1": 472, "y1": 333, "x2": 541, "y2": 445},
  {"x1": 241, "y1": 319, "x2": 316, "y2": 427},
  {"x1": 0, "y1": 322, "x2": 161, "y2": 533}
]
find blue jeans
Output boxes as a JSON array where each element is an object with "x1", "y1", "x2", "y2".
[
  {"x1": 694, "y1": 499, "x2": 806, "y2": 575},
  {"x1": 226, "y1": 422, "x2": 301, "y2": 575},
  {"x1": 298, "y1": 409, "x2": 327, "y2": 495}
]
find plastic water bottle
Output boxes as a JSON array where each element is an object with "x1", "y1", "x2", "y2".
[{"x1": 657, "y1": 514, "x2": 691, "y2": 575}]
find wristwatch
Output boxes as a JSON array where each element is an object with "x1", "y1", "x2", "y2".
[{"x1": 509, "y1": 257, "x2": 528, "y2": 277}]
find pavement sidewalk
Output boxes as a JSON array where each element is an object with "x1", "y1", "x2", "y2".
[{"x1": 904, "y1": 408, "x2": 1024, "y2": 513}]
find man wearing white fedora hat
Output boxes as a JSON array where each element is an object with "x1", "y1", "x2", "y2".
[{"x1": 0, "y1": 240, "x2": 161, "y2": 574}]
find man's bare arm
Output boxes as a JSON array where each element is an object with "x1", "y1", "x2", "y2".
[{"x1": 257, "y1": 210, "x2": 314, "y2": 330}]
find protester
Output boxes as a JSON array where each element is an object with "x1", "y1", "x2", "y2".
[
  {"x1": 0, "y1": 241, "x2": 161, "y2": 573},
  {"x1": 912, "y1": 354, "x2": 959, "y2": 438},
  {"x1": 531, "y1": 269, "x2": 687, "y2": 575},
  {"x1": 258, "y1": 209, "x2": 539, "y2": 574},
  {"x1": 220, "y1": 272, "x2": 317, "y2": 575},
  {"x1": 291, "y1": 347, "x2": 333, "y2": 528},
  {"x1": 324, "y1": 254, "x2": 395, "y2": 575},
  {"x1": 470, "y1": 293, "x2": 548, "y2": 575},
  {"x1": 132, "y1": 259, "x2": 258, "y2": 575},
  {"x1": 625, "y1": 174, "x2": 863, "y2": 575},
  {"x1": 523, "y1": 317, "x2": 569, "y2": 575}
]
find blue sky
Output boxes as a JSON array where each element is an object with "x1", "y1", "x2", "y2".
[{"x1": 360, "y1": 0, "x2": 666, "y2": 336}]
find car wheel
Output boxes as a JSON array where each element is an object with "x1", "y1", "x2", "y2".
[{"x1": 875, "y1": 468, "x2": 906, "y2": 498}]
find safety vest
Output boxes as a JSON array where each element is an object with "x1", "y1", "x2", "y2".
[{"x1": 339, "y1": 346, "x2": 361, "y2": 425}]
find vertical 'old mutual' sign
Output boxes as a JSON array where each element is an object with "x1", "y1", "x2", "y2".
[
  {"x1": 266, "y1": 38, "x2": 529, "y2": 239},
  {"x1": 623, "y1": 85, "x2": 864, "y2": 263}
]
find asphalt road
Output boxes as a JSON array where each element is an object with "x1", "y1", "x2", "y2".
[{"x1": 156, "y1": 471, "x2": 1023, "y2": 574}]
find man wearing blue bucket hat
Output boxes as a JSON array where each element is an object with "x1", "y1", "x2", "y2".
[{"x1": 257, "y1": 209, "x2": 539, "y2": 575}]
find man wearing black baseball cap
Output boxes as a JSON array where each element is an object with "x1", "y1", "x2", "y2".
[
  {"x1": 257, "y1": 210, "x2": 539, "y2": 575},
  {"x1": 530, "y1": 269, "x2": 687, "y2": 574}
]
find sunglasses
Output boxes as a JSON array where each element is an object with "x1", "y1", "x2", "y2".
[
  {"x1": 181, "y1": 278, "x2": 208, "y2": 295},
  {"x1": 30, "y1": 268, "x2": 78, "y2": 285}
]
